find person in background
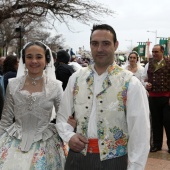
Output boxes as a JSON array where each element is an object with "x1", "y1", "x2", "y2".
[
  {"x1": 142, "y1": 44, "x2": 170, "y2": 153},
  {"x1": 0, "y1": 56, "x2": 6, "y2": 75},
  {"x1": 124, "y1": 51, "x2": 144, "y2": 81},
  {"x1": 55, "y1": 50, "x2": 75, "y2": 90},
  {"x1": 0, "y1": 41, "x2": 71, "y2": 169},
  {"x1": 56, "y1": 24, "x2": 150, "y2": 170},
  {"x1": 52, "y1": 51, "x2": 57, "y2": 64},
  {"x1": 0, "y1": 84, "x2": 4, "y2": 119},
  {"x1": 68, "y1": 55, "x2": 82, "y2": 72},
  {"x1": 2, "y1": 55, "x2": 19, "y2": 92}
]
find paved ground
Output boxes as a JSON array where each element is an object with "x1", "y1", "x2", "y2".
[{"x1": 145, "y1": 132, "x2": 170, "y2": 170}]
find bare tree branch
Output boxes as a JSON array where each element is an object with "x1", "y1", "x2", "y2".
[{"x1": 0, "y1": 0, "x2": 114, "y2": 25}]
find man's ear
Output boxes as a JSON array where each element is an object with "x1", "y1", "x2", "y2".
[{"x1": 114, "y1": 41, "x2": 119, "y2": 51}]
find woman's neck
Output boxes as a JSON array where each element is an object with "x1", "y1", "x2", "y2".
[{"x1": 129, "y1": 63, "x2": 137, "y2": 69}]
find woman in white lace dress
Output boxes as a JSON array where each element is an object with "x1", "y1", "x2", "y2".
[
  {"x1": 0, "y1": 41, "x2": 68, "y2": 170},
  {"x1": 124, "y1": 51, "x2": 144, "y2": 81}
]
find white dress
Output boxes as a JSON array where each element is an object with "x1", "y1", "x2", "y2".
[
  {"x1": 0, "y1": 76, "x2": 66, "y2": 170},
  {"x1": 124, "y1": 64, "x2": 144, "y2": 82}
]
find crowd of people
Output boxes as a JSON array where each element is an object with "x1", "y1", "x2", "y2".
[{"x1": 0, "y1": 23, "x2": 169, "y2": 170}]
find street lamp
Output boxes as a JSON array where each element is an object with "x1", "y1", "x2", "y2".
[
  {"x1": 147, "y1": 30, "x2": 157, "y2": 44},
  {"x1": 15, "y1": 26, "x2": 25, "y2": 57},
  {"x1": 125, "y1": 39, "x2": 132, "y2": 51}
]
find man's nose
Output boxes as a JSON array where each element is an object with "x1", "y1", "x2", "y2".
[{"x1": 97, "y1": 44, "x2": 103, "y2": 51}]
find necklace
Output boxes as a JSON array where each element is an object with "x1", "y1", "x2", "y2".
[
  {"x1": 27, "y1": 74, "x2": 43, "y2": 86},
  {"x1": 129, "y1": 64, "x2": 137, "y2": 70}
]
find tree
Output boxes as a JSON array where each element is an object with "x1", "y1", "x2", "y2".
[
  {"x1": 0, "y1": 17, "x2": 65, "y2": 56},
  {"x1": 0, "y1": 0, "x2": 114, "y2": 26},
  {"x1": 24, "y1": 29, "x2": 65, "y2": 51}
]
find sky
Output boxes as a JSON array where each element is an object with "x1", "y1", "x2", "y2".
[{"x1": 53, "y1": 0, "x2": 170, "y2": 54}]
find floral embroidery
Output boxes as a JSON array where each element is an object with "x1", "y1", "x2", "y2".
[
  {"x1": 81, "y1": 117, "x2": 89, "y2": 136},
  {"x1": 86, "y1": 72, "x2": 94, "y2": 86},
  {"x1": 0, "y1": 133, "x2": 65, "y2": 170},
  {"x1": 108, "y1": 65, "x2": 123, "y2": 76},
  {"x1": 97, "y1": 120, "x2": 105, "y2": 140},
  {"x1": 117, "y1": 81, "x2": 129, "y2": 111},
  {"x1": 86, "y1": 70, "x2": 94, "y2": 96},
  {"x1": 97, "y1": 76, "x2": 111, "y2": 98},
  {"x1": 107, "y1": 65, "x2": 115, "y2": 74},
  {"x1": 101, "y1": 127, "x2": 128, "y2": 158},
  {"x1": 73, "y1": 77, "x2": 79, "y2": 97}
]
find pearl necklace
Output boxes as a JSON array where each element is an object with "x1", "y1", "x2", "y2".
[{"x1": 27, "y1": 74, "x2": 43, "y2": 86}]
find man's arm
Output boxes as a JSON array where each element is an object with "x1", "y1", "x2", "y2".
[
  {"x1": 126, "y1": 76, "x2": 150, "y2": 170},
  {"x1": 56, "y1": 74, "x2": 76, "y2": 142},
  {"x1": 141, "y1": 63, "x2": 152, "y2": 91},
  {"x1": 56, "y1": 72, "x2": 88, "y2": 151}
]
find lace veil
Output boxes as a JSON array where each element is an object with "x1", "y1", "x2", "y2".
[
  {"x1": 17, "y1": 41, "x2": 56, "y2": 80},
  {"x1": 122, "y1": 51, "x2": 141, "y2": 69}
]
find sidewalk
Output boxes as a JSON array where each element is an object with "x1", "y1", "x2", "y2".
[{"x1": 145, "y1": 133, "x2": 170, "y2": 170}]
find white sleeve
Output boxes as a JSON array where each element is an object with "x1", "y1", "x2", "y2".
[
  {"x1": 56, "y1": 73, "x2": 77, "y2": 143},
  {"x1": 127, "y1": 76, "x2": 150, "y2": 170},
  {"x1": 141, "y1": 63, "x2": 149, "y2": 87}
]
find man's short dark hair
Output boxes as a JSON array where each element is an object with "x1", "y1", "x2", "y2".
[
  {"x1": 154, "y1": 44, "x2": 164, "y2": 52},
  {"x1": 90, "y1": 24, "x2": 117, "y2": 44}
]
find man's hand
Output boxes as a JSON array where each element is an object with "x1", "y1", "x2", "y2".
[
  {"x1": 146, "y1": 82, "x2": 152, "y2": 90},
  {"x1": 69, "y1": 133, "x2": 89, "y2": 152}
]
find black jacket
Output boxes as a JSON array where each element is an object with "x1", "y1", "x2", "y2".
[{"x1": 55, "y1": 63, "x2": 75, "y2": 90}]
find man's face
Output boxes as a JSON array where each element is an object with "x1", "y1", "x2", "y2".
[
  {"x1": 152, "y1": 45, "x2": 163, "y2": 62},
  {"x1": 90, "y1": 30, "x2": 118, "y2": 68}
]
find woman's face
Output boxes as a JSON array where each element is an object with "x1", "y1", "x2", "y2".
[
  {"x1": 24, "y1": 45, "x2": 47, "y2": 77},
  {"x1": 129, "y1": 53, "x2": 138, "y2": 65}
]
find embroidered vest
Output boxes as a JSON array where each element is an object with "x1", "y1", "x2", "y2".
[
  {"x1": 73, "y1": 64, "x2": 133, "y2": 161},
  {"x1": 148, "y1": 58, "x2": 170, "y2": 92}
]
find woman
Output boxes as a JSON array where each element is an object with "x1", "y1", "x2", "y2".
[
  {"x1": 0, "y1": 41, "x2": 67, "y2": 169},
  {"x1": 2, "y1": 55, "x2": 19, "y2": 92},
  {"x1": 124, "y1": 51, "x2": 144, "y2": 81}
]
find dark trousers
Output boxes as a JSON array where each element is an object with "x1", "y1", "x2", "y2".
[
  {"x1": 149, "y1": 96, "x2": 170, "y2": 149},
  {"x1": 65, "y1": 150, "x2": 128, "y2": 170}
]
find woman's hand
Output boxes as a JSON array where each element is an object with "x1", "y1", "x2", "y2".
[{"x1": 67, "y1": 116, "x2": 77, "y2": 129}]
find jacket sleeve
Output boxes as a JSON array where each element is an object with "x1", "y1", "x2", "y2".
[{"x1": 0, "y1": 85, "x2": 14, "y2": 135}]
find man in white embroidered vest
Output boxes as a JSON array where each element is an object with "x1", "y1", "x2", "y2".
[{"x1": 56, "y1": 24, "x2": 150, "y2": 170}]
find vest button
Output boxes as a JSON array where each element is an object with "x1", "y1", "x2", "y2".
[
  {"x1": 100, "y1": 110, "x2": 103, "y2": 112},
  {"x1": 88, "y1": 96, "x2": 90, "y2": 99},
  {"x1": 100, "y1": 101, "x2": 103, "y2": 103},
  {"x1": 85, "y1": 106, "x2": 88, "y2": 109}
]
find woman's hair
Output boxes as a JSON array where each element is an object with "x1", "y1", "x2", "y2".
[
  {"x1": 3, "y1": 55, "x2": 18, "y2": 74},
  {"x1": 22, "y1": 41, "x2": 51, "y2": 63},
  {"x1": 128, "y1": 51, "x2": 139, "y2": 61}
]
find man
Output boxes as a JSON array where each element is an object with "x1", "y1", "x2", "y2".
[
  {"x1": 56, "y1": 24, "x2": 150, "y2": 170},
  {"x1": 143, "y1": 44, "x2": 170, "y2": 153},
  {"x1": 55, "y1": 50, "x2": 75, "y2": 90}
]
